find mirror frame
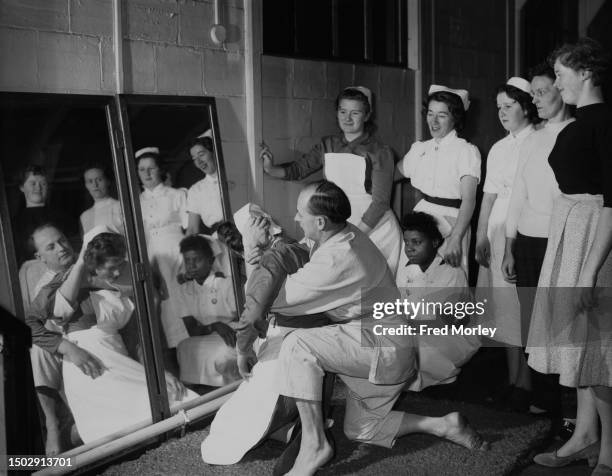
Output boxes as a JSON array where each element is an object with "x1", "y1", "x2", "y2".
[{"x1": 0, "y1": 92, "x2": 245, "y2": 466}]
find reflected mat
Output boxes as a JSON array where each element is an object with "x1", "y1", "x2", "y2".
[{"x1": 101, "y1": 388, "x2": 551, "y2": 476}]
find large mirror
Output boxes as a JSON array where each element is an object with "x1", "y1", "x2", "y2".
[
  {"x1": 0, "y1": 93, "x2": 160, "y2": 455},
  {"x1": 0, "y1": 93, "x2": 244, "y2": 459},
  {"x1": 117, "y1": 95, "x2": 245, "y2": 397}
]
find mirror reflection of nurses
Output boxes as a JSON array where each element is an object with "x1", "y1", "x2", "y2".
[
  {"x1": 13, "y1": 165, "x2": 74, "y2": 265},
  {"x1": 261, "y1": 86, "x2": 403, "y2": 275},
  {"x1": 186, "y1": 135, "x2": 224, "y2": 235},
  {"x1": 136, "y1": 146, "x2": 189, "y2": 364},
  {"x1": 80, "y1": 164, "x2": 124, "y2": 234}
]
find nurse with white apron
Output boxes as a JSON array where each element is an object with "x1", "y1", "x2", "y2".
[
  {"x1": 397, "y1": 85, "x2": 480, "y2": 276},
  {"x1": 262, "y1": 86, "x2": 402, "y2": 275}
]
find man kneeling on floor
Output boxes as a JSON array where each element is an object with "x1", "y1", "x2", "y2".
[
  {"x1": 274, "y1": 181, "x2": 489, "y2": 475},
  {"x1": 202, "y1": 181, "x2": 489, "y2": 475}
]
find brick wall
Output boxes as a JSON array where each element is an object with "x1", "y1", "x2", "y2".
[
  {"x1": 0, "y1": 0, "x2": 250, "y2": 209},
  {"x1": 260, "y1": 56, "x2": 416, "y2": 237},
  {"x1": 422, "y1": 0, "x2": 509, "y2": 159}
]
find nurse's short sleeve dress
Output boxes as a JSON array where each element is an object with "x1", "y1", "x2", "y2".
[
  {"x1": 398, "y1": 130, "x2": 481, "y2": 274},
  {"x1": 476, "y1": 126, "x2": 533, "y2": 345},
  {"x1": 140, "y1": 183, "x2": 188, "y2": 347}
]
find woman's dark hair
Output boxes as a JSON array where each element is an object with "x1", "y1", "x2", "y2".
[
  {"x1": 424, "y1": 91, "x2": 466, "y2": 132},
  {"x1": 529, "y1": 62, "x2": 555, "y2": 82},
  {"x1": 83, "y1": 162, "x2": 111, "y2": 180},
  {"x1": 179, "y1": 235, "x2": 214, "y2": 262},
  {"x1": 335, "y1": 88, "x2": 371, "y2": 116},
  {"x1": 495, "y1": 84, "x2": 540, "y2": 125},
  {"x1": 19, "y1": 164, "x2": 47, "y2": 186},
  {"x1": 216, "y1": 221, "x2": 244, "y2": 253},
  {"x1": 401, "y1": 212, "x2": 443, "y2": 247},
  {"x1": 549, "y1": 37, "x2": 611, "y2": 87},
  {"x1": 306, "y1": 180, "x2": 351, "y2": 224},
  {"x1": 189, "y1": 136, "x2": 214, "y2": 153},
  {"x1": 84, "y1": 232, "x2": 126, "y2": 273}
]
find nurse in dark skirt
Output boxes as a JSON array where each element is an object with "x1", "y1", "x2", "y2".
[
  {"x1": 525, "y1": 38, "x2": 612, "y2": 473},
  {"x1": 502, "y1": 62, "x2": 575, "y2": 414}
]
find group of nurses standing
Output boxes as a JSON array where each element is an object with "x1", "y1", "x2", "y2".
[
  {"x1": 253, "y1": 37, "x2": 612, "y2": 474},
  {"x1": 259, "y1": 70, "x2": 581, "y2": 420},
  {"x1": 79, "y1": 137, "x2": 226, "y2": 364}
]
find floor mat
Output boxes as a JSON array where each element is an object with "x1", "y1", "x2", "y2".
[{"x1": 101, "y1": 391, "x2": 551, "y2": 476}]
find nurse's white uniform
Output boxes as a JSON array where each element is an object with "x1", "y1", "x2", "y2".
[
  {"x1": 63, "y1": 289, "x2": 197, "y2": 443},
  {"x1": 476, "y1": 126, "x2": 533, "y2": 345},
  {"x1": 186, "y1": 173, "x2": 224, "y2": 228},
  {"x1": 324, "y1": 152, "x2": 402, "y2": 274},
  {"x1": 398, "y1": 130, "x2": 481, "y2": 274},
  {"x1": 80, "y1": 197, "x2": 124, "y2": 235},
  {"x1": 396, "y1": 255, "x2": 481, "y2": 391},
  {"x1": 176, "y1": 274, "x2": 240, "y2": 386},
  {"x1": 140, "y1": 183, "x2": 188, "y2": 347}
]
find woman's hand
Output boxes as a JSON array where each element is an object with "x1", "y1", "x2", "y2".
[
  {"x1": 475, "y1": 236, "x2": 491, "y2": 268},
  {"x1": 259, "y1": 143, "x2": 287, "y2": 179},
  {"x1": 443, "y1": 235, "x2": 463, "y2": 268},
  {"x1": 210, "y1": 322, "x2": 237, "y2": 347},
  {"x1": 245, "y1": 215, "x2": 270, "y2": 249},
  {"x1": 260, "y1": 143, "x2": 274, "y2": 174},
  {"x1": 501, "y1": 249, "x2": 517, "y2": 284},
  {"x1": 60, "y1": 341, "x2": 106, "y2": 379},
  {"x1": 164, "y1": 372, "x2": 187, "y2": 401},
  {"x1": 236, "y1": 351, "x2": 258, "y2": 379},
  {"x1": 157, "y1": 275, "x2": 169, "y2": 300}
]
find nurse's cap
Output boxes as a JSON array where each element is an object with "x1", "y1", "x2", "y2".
[
  {"x1": 344, "y1": 86, "x2": 372, "y2": 108},
  {"x1": 506, "y1": 76, "x2": 531, "y2": 94},
  {"x1": 428, "y1": 84, "x2": 470, "y2": 111},
  {"x1": 197, "y1": 129, "x2": 213, "y2": 139},
  {"x1": 135, "y1": 146, "x2": 160, "y2": 159}
]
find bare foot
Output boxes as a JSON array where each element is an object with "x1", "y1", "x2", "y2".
[
  {"x1": 441, "y1": 412, "x2": 489, "y2": 450},
  {"x1": 45, "y1": 427, "x2": 62, "y2": 456},
  {"x1": 285, "y1": 436, "x2": 334, "y2": 476}
]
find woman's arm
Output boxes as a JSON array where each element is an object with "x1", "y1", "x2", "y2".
[
  {"x1": 56, "y1": 259, "x2": 88, "y2": 310},
  {"x1": 262, "y1": 141, "x2": 326, "y2": 180},
  {"x1": 261, "y1": 146, "x2": 288, "y2": 178},
  {"x1": 475, "y1": 192, "x2": 497, "y2": 267},
  {"x1": 443, "y1": 175, "x2": 478, "y2": 267},
  {"x1": 360, "y1": 146, "x2": 394, "y2": 231},
  {"x1": 501, "y1": 237, "x2": 517, "y2": 283},
  {"x1": 186, "y1": 211, "x2": 201, "y2": 236},
  {"x1": 577, "y1": 207, "x2": 612, "y2": 310}
]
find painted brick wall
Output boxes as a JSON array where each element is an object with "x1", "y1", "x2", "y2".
[
  {"x1": 422, "y1": 0, "x2": 509, "y2": 162},
  {"x1": 0, "y1": 0, "x2": 250, "y2": 210},
  {"x1": 261, "y1": 55, "x2": 416, "y2": 238}
]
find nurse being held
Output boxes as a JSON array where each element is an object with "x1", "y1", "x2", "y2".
[
  {"x1": 261, "y1": 86, "x2": 403, "y2": 274},
  {"x1": 397, "y1": 85, "x2": 481, "y2": 272}
]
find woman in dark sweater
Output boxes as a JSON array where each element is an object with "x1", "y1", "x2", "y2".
[{"x1": 526, "y1": 38, "x2": 612, "y2": 472}]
